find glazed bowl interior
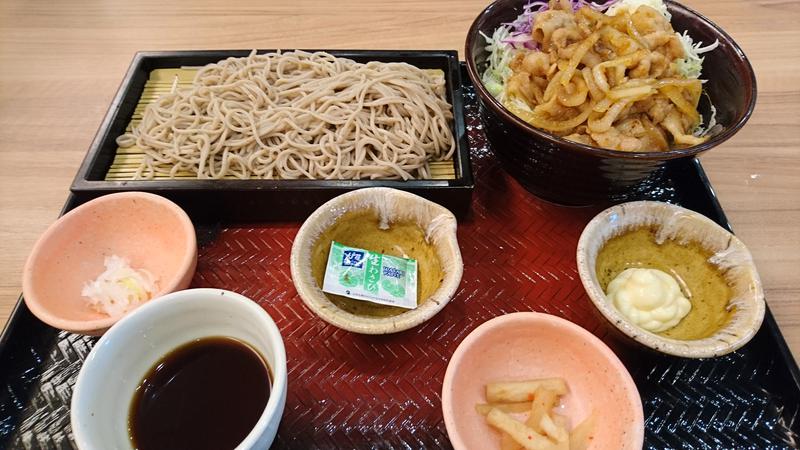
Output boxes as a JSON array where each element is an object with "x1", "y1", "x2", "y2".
[
  {"x1": 22, "y1": 192, "x2": 197, "y2": 335},
  {"x1": 576, "y1": 201, "x2": 765, "y2": 358},
  {"x1": 290, "y1": 187, "x2": 463, "y2": 334},
  {"x1": 308, "y1": 209, "x2": 444, "y2": 317},
  {"x1": 466, "y1": 0, "x2": 757, "y2": 161},
  {"x1": 442, "y1": 312, "x2": 644, "y2": 450}
]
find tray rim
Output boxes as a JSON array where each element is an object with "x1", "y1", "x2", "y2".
[
  {"x1": 2, "y1": 60, "x2": 799, "y2": 446},
  {"x1": 0, "y1": 193, "x2": 76, "y2": 354},
  {"x1": 691, "y1": 158, "x2": 800, "y2": 388},
  {"x1": 70, "y1": 49, "x2": 475, "y2": 192}
]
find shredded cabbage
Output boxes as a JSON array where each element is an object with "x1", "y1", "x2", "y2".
[
  {"x1": 675, "y1": 30, "x2": 719, "y2": 79},
  {"x1": 672, "y1": 16, "x2": 720, "y2": 135},
  {"x1": 481, "y1": 26, "x2": 518, "y2": 99}
]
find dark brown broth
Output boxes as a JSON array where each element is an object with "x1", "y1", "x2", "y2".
[{"x1": 128, "y1": 336, "x2": 271, "y2": 450}]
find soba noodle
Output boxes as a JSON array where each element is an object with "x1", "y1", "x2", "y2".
[{"x1": 116, "y1": 50, "x2": 456, "y2": 180}]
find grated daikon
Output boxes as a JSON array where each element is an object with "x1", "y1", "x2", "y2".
[{"x1": 81, "y1": 255, "x2": 157, "y2": 317}]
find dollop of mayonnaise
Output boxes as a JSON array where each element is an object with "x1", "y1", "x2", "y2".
[{"x1": 606, "y1": 268, "x2": 691, "y2": 333}]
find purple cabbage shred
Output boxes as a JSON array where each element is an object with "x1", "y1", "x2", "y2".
[{"x1": 497, "y1": 0, "x2": 620, "y2": 50}]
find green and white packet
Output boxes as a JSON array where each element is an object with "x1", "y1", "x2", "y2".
[{"x1": 321, "y1": 241, "x2": 418, "y2": 309}]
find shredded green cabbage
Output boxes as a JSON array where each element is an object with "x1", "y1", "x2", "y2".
[
  {"x1": 674, "y1": 30, "x2": 720, "y2": 136},
  {"x1": 675, "y1": 30, "x2": 719, "y2": 80},
  {"x1": 480, "y1": 26, "x2": 517, "y2": 100}
]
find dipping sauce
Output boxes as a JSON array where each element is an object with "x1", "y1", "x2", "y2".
[
  {"x1": 129, "y1": 336, "x2": 271, "y2": 450},
  {"x1": 596, "y1": 226, "x2": 733, "y2": 340},
  {"x1": 311, "y1": 210, "x2": 443, "y2": 317}
]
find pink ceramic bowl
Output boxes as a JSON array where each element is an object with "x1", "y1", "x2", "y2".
[
  {"x1": 22, "y1": 192, "x2": 197, "y2": 335},
  {"x1": 442, "y1": 312, "x2": 643, "y2": 450}
]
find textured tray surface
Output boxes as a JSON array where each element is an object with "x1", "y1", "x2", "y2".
[{"x1": 1, "y1": 69, "x2": 798, "y2": 450}]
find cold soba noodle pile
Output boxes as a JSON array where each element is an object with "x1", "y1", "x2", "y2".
[
  {"x1": 117, "y1": 51, "x2": 455, "y2": 180},
  {"x1": 482, "y1": 0, "x2": 719, "y2": 151}
]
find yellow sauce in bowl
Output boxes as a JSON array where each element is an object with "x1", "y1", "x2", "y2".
[
  {"x1": 595, "y1": 227, "x2": 733, "y2": 340},
  {"x1": 310, "y1": 210, "x2": 443, "y2": 317}
]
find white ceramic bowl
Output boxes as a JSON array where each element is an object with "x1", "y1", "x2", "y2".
[
  {"x1": 576, "y1": 201, "x2": 765, "y2": 358},
  {"x1": 71, "y1": 288, "x2": 287, "y2": 449}
]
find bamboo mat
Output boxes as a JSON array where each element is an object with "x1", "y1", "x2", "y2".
[{"x1": 106, "y1": 68, "x2": 457, "y2": 181}]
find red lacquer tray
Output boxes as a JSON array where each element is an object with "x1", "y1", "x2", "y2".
[
  {"x1": 0, "y1": 67, "x2": 797, "y2": 449},
  {"x1": 192, "y1": 155, "x2": 597, "y2": 449},
  {"x1": 185, "y1": 84, "x2": 798, "y2": 447}
]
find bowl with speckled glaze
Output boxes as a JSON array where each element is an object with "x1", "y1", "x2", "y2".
[
  {"x1": 22, "y1": 192, "x2": 197, "y2": 335},
  {"x1": 576, "y1": 200, "x2": 765, "y2": 358},
  {"x1": 442, "y1": 312, "x2": 644, "y2": 450},
  {"x1": 290, "y1": 187, "x2": 463, "y2": 334}
]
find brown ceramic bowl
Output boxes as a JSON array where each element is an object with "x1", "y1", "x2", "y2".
[
  {"x1": 290, "y1": 187, "x2": 463, "y2": 334},
  {"x1": 465, "y1": 0, "x2": 757, "y2": 206},
  {"x1": 576, "y1": 201, "x2": 765, "y2": 358}
]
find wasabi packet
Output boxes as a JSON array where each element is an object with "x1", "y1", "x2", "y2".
[{"x1": 321, "y1": 241, "x2": 418, "y2": 309}]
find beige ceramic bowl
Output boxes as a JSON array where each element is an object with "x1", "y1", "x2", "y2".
[
  {"x1": 576, "y1": 201, "x2": 765, "y2": 358},
  {"x1": 290, "y1": 187, "x2": 463, "y2": 334},
  {"x1": 23, "y1": 192, "x2": 197, "y2": 335},
  {"x1": 442, "y1": 312, "x2": 644, "y2": 450}
]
